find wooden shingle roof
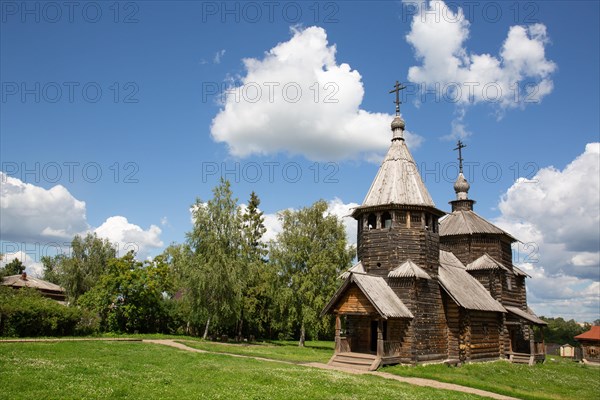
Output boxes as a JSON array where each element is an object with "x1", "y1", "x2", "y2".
[
  {"x1": 466, "y1": 253, "x2": 512, "y2": 273},
  {"x1": 506, "y1": 306, "x2": 547, "y2": 325},
  {"x1": 338, "y1": 261, "x2": 365, "y2": 279},
  {"x1": 2, "y1": 274, "x2": 65, "y2": 293},
  {"x1": 438, "y1": 251, "x2": 506, "y2": 313},
  {"x1": 321, "y1": 273, "x2": 413, "y2": 319},
  {"x1": 439, "y1": 210, "x2": 517, "y2": 241},
  {"x1": 361, "y1": 137, "x2": 435, "y2": 208},
  {"x1": 512, "y1": 265, "x2": 531, "y2": 278},
  {"x1": 388, "y1": 260, "x2": 431, "y2": 280}
]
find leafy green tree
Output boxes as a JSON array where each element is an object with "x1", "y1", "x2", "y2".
[
  {"x1": 184, "y1": 178, "x2": 244, "y2": 339},
  {"x1": 270, "y1": 200, "x2": 354, "y2": 346},
  {"x1": 541, "y1": 316, "x2": 588, "y2": 345},
  {"x1": 161, "y1": 243, "x2": 203, "y2": 335},
  {"x1": 59, "y1": 233, "x2": 117, "y2": 303},
  {"x1": 41, "y1": 255, "x2": 65, "y2": 284},
  {"x1": 3, "y1": 258, "x2": 25, "y2": 275},
  {"x1": 78, "y1": 252, "x2": 176, "y2": 333}
]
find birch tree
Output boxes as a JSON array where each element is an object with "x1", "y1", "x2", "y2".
[{"x1": 270, "y1": 200, "x2": 354, "y2": 346}]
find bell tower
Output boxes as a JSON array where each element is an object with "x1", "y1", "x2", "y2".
[{"x1": 351, "y1": 81, "x2": 445, "y2": 278}]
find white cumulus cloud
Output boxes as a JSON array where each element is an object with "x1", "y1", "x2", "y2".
[
  {"x1": 1, "y1": 173, "x2": 164, "y2": 260},
  {"x1": 405, "y1": 0, "x2": 556, "y2": 138},
  {"x1": 495, "y1": 143, "x2": 600, "y2": 321},
  {"x1": 94, "y1": 216, "x2": 163, "y2": 259},
  {"x1": 325, "y1": 197, "x2": 360, "y2": 246},
  {"x1": 261, "y1": 198, "x2": 359, "y2": 246},
  {"x1": 497, "y1": 143, "x2": 600, "y2": 260},
  {"x1": 0, "y1": 251, "x2": 44, "y2": 278},
  {"x1": 211, "y1": 26, "x2": 422, "y2": 162},
  {"x1": 0, "y1": 172, "x2": 89, "y2": 243}
]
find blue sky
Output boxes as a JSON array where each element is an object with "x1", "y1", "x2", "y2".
[{"x1": 1, "y1": 1, "x2": 599, "y2": 321}]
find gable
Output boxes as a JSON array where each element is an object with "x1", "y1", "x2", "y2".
[
  {"x1": 334, "y1": 284, "x2": 377, "y2": 315},
  {"x1": 321, "y1": 273, "x2": 413, "y2": 319}
]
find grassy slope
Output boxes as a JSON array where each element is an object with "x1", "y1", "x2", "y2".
[
  {"x1": 0, "y1": 341, "x2": 481, "y2": 400},
  {"x1": 382, "y1": 356, "x2": 600, "y2": 400},
  {"x1": 178, "y1": 339, "x2": 334, "y2": 364}
]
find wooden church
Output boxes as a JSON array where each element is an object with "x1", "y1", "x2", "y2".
[{"x1": 321, "y1": 82, "x2": 547, "y2": 370}]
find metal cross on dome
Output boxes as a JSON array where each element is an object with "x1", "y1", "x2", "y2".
[
  {"x1": 454, "y1": 140, "x2": 467, "y2": 173},
  {"x1": 389, "y1": 80, "x2": 406, "y2": 116}
]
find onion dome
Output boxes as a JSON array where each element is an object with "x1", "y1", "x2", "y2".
[{"x1": 454, "y1": 172, "x2": 470, "y2": 200}]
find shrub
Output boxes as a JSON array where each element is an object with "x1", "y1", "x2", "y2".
[{"x1": 0, "y1": 286, "x2": 87, "y2": 337}]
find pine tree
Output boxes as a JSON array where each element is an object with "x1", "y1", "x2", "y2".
[{"x1": 238, "y1": 191, "x2": 272, "y2": 339}]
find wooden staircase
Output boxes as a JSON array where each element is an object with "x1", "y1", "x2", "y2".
[
  {"x1": 509, "y1": 352, "x2": 545, "y2": 365},
  {"x1": 328, "y1": 352, "x2": 380, "y2": 371}
]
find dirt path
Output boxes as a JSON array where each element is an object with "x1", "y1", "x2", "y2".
[{"x1": 144, "y1": 339, "x2": 519, "y2": 400}]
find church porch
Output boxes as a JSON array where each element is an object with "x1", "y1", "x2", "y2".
[
  {"x1": 505, "y1": 307, "x2": 547, "y2": 365},
  {"x1": 321, "y1": 272, "x2": 414, "y2": 370},
  {"x1": 333, "y1": 314, "x2": 413, "y2": 369}
]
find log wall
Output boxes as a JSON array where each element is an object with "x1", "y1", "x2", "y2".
[
  {"x1": 357, "y1": 210, "x2": 440, "y2": 277},
  {"x1": 388, "y1": 318, "x2": 412, "y2": 359},
  {"x1": 439, "y1": 235, "x2": 514, "y2": 271},
  {"x1": 468, "y1": 311, "x2": 502, "y2": 360},
  {"x1": 443, "y1": 292, "x2": 461, "y2": 360},
  {"x1": 413, "y1": 278, "x2": 448, "y2": 361}
]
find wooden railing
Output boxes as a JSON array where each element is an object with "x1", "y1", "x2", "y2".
[
  {"x1": 383, "y1": 340, "x2": 403, "y2": 357},
  {"x1": 337, "y1": 336, "x2": 351, "y2": 353},
  {"x1": 534, "y1": 342, "x2": 545, "y2": 355}
]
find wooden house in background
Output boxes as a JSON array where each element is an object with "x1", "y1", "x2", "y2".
[
  {"x1": 1, "y1": 272, "x2": 66, "y2": 303},
  {"x1": 322, "y1": 84, "x2": 546, "y2": 370},
  {"x1": 574, "y1": 326, "x2": 600, "y2": 364}
]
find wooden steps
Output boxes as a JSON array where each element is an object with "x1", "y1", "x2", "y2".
[
  {"x1": 509, "y1": 352, "x2": 545, "y2": 365},
  {"x1": 328, "y1": 352, "x2": 380, "y2": 371}
]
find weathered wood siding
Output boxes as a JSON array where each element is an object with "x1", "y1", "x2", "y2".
[
  {"x1": 412, "y1": 279, "x2": 448, "y2": 362},
  {"x1": 388, "y1": 318, "x2": 412, "y2": 359},
  {"x1": 335, "y1": 284, "x2": 376, "y2": 315},
  {"x1": 468, "y1": 311, "x2": 502, "y2": 361},
  {"x1": 443, "y1": 292, "x2": 460, "y2": 360},
  {"x1": 389, "y1": 279, "x2": 447, "y2": 361},
  {"x1": 443, "y1": 291, "x2": 502, "y2": 362},
  {"x1": 439, "y1": 235, "x2": 513, "y2": 270},
  {"x1": 357, "y1": 210, "x2": 441, "y2": 278}
]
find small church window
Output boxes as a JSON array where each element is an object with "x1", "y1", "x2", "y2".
[
  {"x1": 367, "y1": 214, "x2": 377, "y2": 230},
  {"x1": 382, "y1": 212, "x2": 392, "y2": 228},
  {"x1": 506, "y1": 275, "x2": 513, "y2": 291},
  {"x1": 411, "y1": 213, "x2": 421, "y2": 224},
  {"x1": 397, "y1": 212, "x2": 406, "y2": 225}
]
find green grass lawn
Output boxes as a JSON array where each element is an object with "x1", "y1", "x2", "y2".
[
  {"x1": 0, "y1": 341, "x2": 482, "y2": 400},
  {"x1": 382, "y1": 356, "x2": 600, "y2": 400},
  {"x1": 178, "y1": 339, "x2": 334, "y2": 364}
]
